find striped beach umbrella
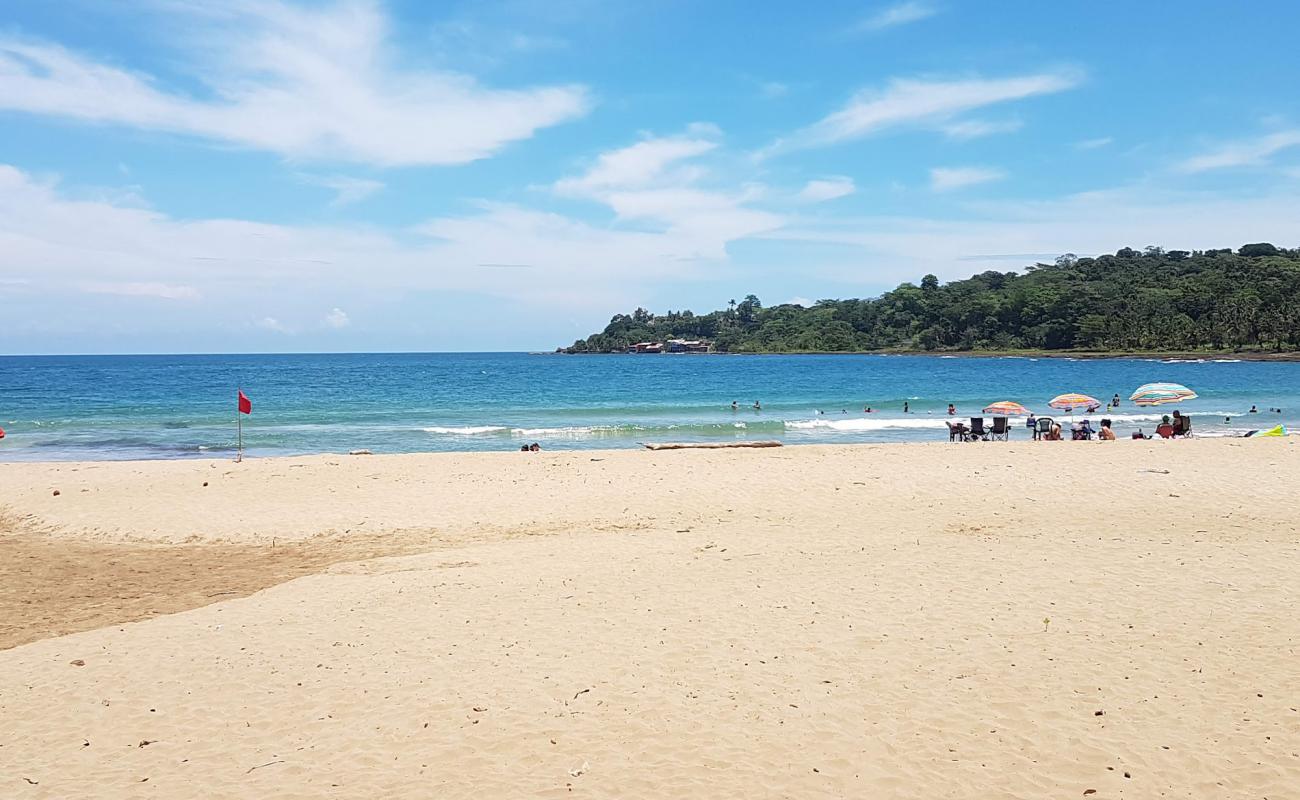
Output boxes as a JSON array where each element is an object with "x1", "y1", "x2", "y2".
[
  {"x1": 1048, "y1": 393, "x2": 1101, "y2": 412},
  {"x1": 983, "y1": 401, "x2": 1031, "y2": 416},
  {"x1": 1130, "y1": 382, "x2": 1197, "y2": 406}
]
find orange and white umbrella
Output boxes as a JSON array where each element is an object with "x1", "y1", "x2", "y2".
[
  {"x1": 1048, "y1": 393, "x2": 1101, "y2": 412},
  {"x1": 982, "y1": 401, "x2": 1031, "y2": 416}
]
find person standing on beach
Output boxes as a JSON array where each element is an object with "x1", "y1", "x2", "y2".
[{"x1": 1027, "y1": 413, "x2": 1038, "y2": 441}]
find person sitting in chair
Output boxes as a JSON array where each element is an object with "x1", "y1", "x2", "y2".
[{"x1": 1099, "y1": 419, "x2": 1116, "y2": 440}]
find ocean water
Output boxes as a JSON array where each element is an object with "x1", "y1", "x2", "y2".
[{"x1": 0, "y1": 352, "x2": 1295, "y2": 461}]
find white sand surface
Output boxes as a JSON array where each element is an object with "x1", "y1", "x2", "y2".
[{"x1": 2, "y1": 440, "x2": 1298, "y2": 798}]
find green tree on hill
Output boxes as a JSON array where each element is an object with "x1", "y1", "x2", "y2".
[{"x1": 564, "y1": 244, "x2": 1300, "y2": 354}]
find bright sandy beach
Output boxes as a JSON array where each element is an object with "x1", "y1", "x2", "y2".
[{"x1": 2, "y1": 439, "x2": 1298, "y2": 798}]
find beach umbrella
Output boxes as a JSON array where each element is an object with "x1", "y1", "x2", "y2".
[
  {"x1": 1048, "y1": 393, "x2": 1101, "y2": 412},
  {"x1": 982, "y1": 401, "x2": 1031, "y2": 416},
  {"x1": 1130, "y1": 382, "x2": 1197, "y2": 406},
  {"x1": 1048, "y1": 392, "x2": 1101, "y2": 425}
]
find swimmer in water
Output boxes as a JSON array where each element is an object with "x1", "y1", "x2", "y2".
[
  {"x1": 753, "y1": 400, "x2": 761, "y2": 410},
  {"x1": 903, "y1": 401, "x2": 909, "y2": 413},
  {"x1": 947, "y1": 404, "x2": 956, "y2": 416},
  {"x1": 731, "y1": 400, "x2": 738, "y2": 410}
]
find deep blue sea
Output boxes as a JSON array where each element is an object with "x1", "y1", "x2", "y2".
[{"x1": 0, "y1": 352, "x2": 1295, "y2": 461}]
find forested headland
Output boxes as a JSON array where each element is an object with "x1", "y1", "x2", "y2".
[{"x1": 562, "y1": 244, "x2": 1300, "y2": 355}]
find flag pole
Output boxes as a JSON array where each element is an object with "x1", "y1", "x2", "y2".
[{"x1": 236, "y1": 387, "x2": 243, "y2": 463}]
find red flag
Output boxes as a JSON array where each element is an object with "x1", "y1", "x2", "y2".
[{"x1": 238, "y1": 390, "x2": 252, "y2": 415}]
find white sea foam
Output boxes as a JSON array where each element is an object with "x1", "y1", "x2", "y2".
[
  {"x1": 786, "y1": 417, "x2": 949, "y2": 431},
  {"x1": 422, "y1": 425, "x2": 509, "y2": 435},
  {"x1": 511, "y1": 426, "x2": 601, "y2": 437}
]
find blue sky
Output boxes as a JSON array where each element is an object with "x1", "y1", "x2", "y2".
[{"x1": 2, "y1": 1, "x2": 1299, "y2": 353}]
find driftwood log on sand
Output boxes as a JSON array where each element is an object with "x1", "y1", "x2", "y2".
[{"x1": 641, "y1": 441, "x2": 783, "y2": 451}]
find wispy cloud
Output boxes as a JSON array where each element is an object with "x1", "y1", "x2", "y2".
[
  {"x1": 762, "y1": 184, "x2": 1300, "y2": 286},
  {"x1": 323, "y1": 307, "x2": 351, "y2": 328},
  {"x1": 943, "y1": 118, "x2": 1022, "y2": 140},
  {"x1": 1178, "y1": 130, "x2": 1300, "y2": 173},
  {"x1": 0, "y1": 157, "x2": 779, "y2": 333},
  {"x1": 298, "y1": 174, "x2": 385, "y2": 207},
  {"x1": 759, "y1": 81, "x2": 790, "y2": 99},
  {"x1": 1075, "y1": 136, "x2": 1113, "y2": 150},
  {"x1": 0, "y1": 2, "x2": 589, "y2": 166},
  {"x1": 797, "y1": 177, "x2": 856, "y2": 203},
  {"x1": 555, "y1": 126, "x2": 720, "y2": 197},
  {"x1": 427, "y1": 18, "x2": 569, "y2": 70},
  {"x1": 78, "y1": 281, "x2": 200, "y2": 300},
  {"x1": 763, "y1": 70, "x2": 1082, "y2": 155},
  {"x1": 256, "y1": 317, "x2": 293, "y2": 334},
  {"x1": 854, "y1": 2, "x2": 939, "y2": 33},
  {"x1": 930, "y1": 166, "x2": 1005, "y2": 192},
  {"x1": 553, "y1": 128, "x2": 783, "y2": 254}
]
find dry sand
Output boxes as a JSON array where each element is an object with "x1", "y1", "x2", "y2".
[{"x1": 1, "y1": 440, "x2": 1298, "y2": 798}]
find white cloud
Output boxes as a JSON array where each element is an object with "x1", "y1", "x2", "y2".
[
  {"x1": 1075, "y1": 136, "x2": 1113, "y2": 150},
  {"x1": 553, "y1": 129, "x2": 783, "y2": 251},
  {"x1": 855, "y1": 2, "x2": 939, "y2": 32},
  {"x1": 797, "y1": 177, "x2": 856, "y2": 203},
  {"x1": 323, "y1": 307, "x2": 350, "y2": 328},
  {"x1": 256, "y1": 317, "x2": 293, "y2": 334},
  {"x1": 0, "y1": 162, "x2": 775, "y2": 336},
  {"x1": 763, "y1": 184, "x2": 1300, "y2": 286},
  {"x1": 555, "y1": 128, "x2": 720, "y2": 196},
  {"x1": 764, "y1": 70, "x2": 1081, "y2": 155},
  {"x1": 786, "y1": 296, "x2": 814, "y2": 307},
  {"x1": 77, "y1": 281, "x2": 200, "y2": 300},
  {"x1": 760, "y1": 81, "x2": 790, "y2": 99},
  {"x1": 943, "y1": 118, "x2": 1022, "y2": 140},
  {"x1": 930, "y1": 166, "x2": 1005, "y2": 192},
  {"x1": 0, "y1": 2, "x2": 589, "y2": 166},
  {"x1": 1178, "y1": 130, "x2": 1300, "y2": 173},
  {"x1": 298, "y1": 174, "x2": 385, "y2": 207}
]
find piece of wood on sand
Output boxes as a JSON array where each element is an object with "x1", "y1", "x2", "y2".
[{"x1": 640, "y1": 441, "x2": 783, "y2": 451}]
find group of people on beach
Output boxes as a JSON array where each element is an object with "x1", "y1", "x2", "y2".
[{"x1": 1023, "y1": 413, "x2": 1118, "y2": 442}]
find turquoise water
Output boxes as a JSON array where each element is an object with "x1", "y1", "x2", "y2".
[{"x1": 0, "y1": 352, "x2": 1295, "y2": 460}]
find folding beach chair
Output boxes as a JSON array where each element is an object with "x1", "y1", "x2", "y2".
[
  {"x1": 1173, "y1": 415, "x2": 1193, "y2": 438},
  {"x1": 988, "y1": 416, "x2": 1010, "y2": 441},
  {"x1": 968, "y1": 417, "x2": 988, "y2": 441}
]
